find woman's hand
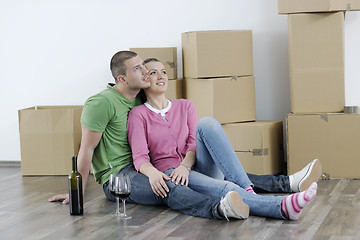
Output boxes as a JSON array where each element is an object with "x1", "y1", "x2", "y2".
[
  {"x1": 148, "y1": 169, "x2": 170, "y2": 198},
  {"x1": 170, "y1": 164, "x2": 190, "y2": 186}
]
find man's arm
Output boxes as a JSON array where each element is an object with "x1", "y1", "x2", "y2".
[{"x1": 48, "y1": 124, "x2": 102, "y2": 204}]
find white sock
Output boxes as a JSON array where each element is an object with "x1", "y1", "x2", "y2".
[{"x1": 289, "y1": 174, "x2": 295, "y2": 190}]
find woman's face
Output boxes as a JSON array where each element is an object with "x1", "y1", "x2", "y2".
[{"x1": 144, "y1": 61, "x2": 168, "y2": 95}]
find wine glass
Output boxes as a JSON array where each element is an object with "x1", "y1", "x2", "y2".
[
  {"x1": 108, "y1": 173, "x2": 132, "y2": 219},
  {"x1": 108, "y1": 174, "x2": 121, "y2": 216},
  {"x1": 117, "y1": 174, "x2": 132, "y2": 220}
]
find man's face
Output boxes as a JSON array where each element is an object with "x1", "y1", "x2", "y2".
[{"x1": 123, "y1": 55, "x2": 150, "y2": 90}]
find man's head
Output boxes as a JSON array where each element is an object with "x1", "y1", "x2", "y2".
[
  {"x1": 110, "y1": 51, "x2": 150, "y2": 97},
  {"x1": 110, "y1": 51, "x2": 137, "y2": 83}
]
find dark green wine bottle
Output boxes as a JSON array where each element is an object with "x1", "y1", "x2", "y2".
[{"x1": 68, "y1": 156, "x2": 83, "y2": 215}]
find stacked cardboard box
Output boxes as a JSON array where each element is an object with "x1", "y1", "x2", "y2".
[
  {"x1": 288, "y1": 12, "x2": 345, "y2": 113},
  {"x1": 287, "y1": 113, "x2": 360, "y2": 178},
  {"x1": 18, "y1": 106, "x2": 83, "y2": 175},
  {"x1": 223, "y1": 121, "x2": 284, "y2": 175},
  {"x1": 182, "y1": 30, "x2": 256, "y2": 124},
  {"x1": 182, "y1": 30, "x2": 284, "y2": 174},
  {"x1": 279, "y1": 0, "x2": 360, "y2": 177},
  {"x1": 130, "y1": 47, "x2": 183, "y2": 99},
  {"x1": 278, "y1": 0, "x2": 360, "y2": 14}
]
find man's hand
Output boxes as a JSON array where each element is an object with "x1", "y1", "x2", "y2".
[
  {"x1": 48, "y1": 126, "x2": 101, "y2": 206},
  {"x1": 170, "y1": 164, "x2": 190, "y2": 186},
  {"x1": 48, "y1": 194, "x2": 69, "y2": 205},
  {"x1": 148, "y1": 170, "x2": 170, "y2": 198}
]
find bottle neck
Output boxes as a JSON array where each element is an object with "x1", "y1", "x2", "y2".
[{"x1": 72, "y1": 156, "x2": 78, "y2": 172}]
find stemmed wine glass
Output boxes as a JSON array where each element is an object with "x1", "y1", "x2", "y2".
[{"x1": 109, "y1": 173, "x2": 132, "y2": 219}]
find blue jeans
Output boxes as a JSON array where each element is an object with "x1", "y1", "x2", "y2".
[
  {"x1": 103, "y1": 164, "x2": 224, "y2": 220},
  {"x1": 195, "y1": 117, "x2": 291, "y2": 193},
  {"x1": 103, "y1": 165, "x2": 284, "y2": 219},
  {"x1": 247, "y1": 173, "x2": 291, "y2": 193},
  {"x1": 188, "y1": 169, "x2": 285, "y2": 219}
]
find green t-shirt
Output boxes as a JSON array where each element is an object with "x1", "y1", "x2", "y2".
[{"x1": 81, "y1": 87, "x2": 142, "y2": 186}]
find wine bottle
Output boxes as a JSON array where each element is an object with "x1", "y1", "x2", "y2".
[{"x1": 68, "y1": 156, "x2": 83, "y2": 215}]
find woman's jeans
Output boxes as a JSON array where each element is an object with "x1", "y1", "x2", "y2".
[
  {"x1": 188, "y1": 169, "x2": 284, "y2": 219},
  {"x1": 103, "y1": 164, "x2": 224, "y2": 220},
  {"x1": 103, "y1": 164, "x2": 284, "y2": 219},
  {"x1": 195, "y1": 117, "x2": 291, "y2": 193}
]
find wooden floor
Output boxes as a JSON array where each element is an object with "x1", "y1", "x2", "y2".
[{"x1": 1, "y1": 167, "x2": 360, "y2": 240}]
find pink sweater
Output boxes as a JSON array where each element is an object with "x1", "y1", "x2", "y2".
[{"x1": 127, "y1": 99, "x2": 198, "y2": 172}]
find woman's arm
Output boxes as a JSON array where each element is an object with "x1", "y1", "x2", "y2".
[
  {"x1": 169, "y1": 101, "x2": 199, "y2": 186},
  {"x1": 185, "y1": 100, "x2": 198, "y2": 153},
  {"x1": 139, "y1": 162, "x2": 170, "y2": 198},
  {"x1": 127, "y1": 110, "x2": 151, "y2": 171},
  {"x1": 169, "y1": 150, "x2": 195, "y2": 186}
]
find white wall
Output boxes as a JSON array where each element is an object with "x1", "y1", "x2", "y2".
[{"x1": 1, "y1": 0, "x2": 359, "y2": 161}]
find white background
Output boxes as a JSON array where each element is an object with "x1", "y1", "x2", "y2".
[{"x1": 1, "y1": 0, "x2": 359, "y2": 162}]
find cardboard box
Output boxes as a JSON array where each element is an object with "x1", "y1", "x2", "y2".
[
  {"x1": 288, "y1": 12, "x2": 345, "y2": 113},
  {"x1": 166, "y1": 79, "x2": 183, "y2": 99},
  {"x1": 18, "y1": 106, "x2": 83, "y2": 175},
  {"x1": 182, "y1": 30, "x2": 253, "y2": 78},
  {"x1": 287, "y1": 113, "x2": 360, "y2": 178},
  {"x1": 279, "y1": 0, "x2": 360, "y2": 14},
  {"x1": 130, "y1": 47, "x2": 177, "y2": 79},
  {"x1": 223, "y1": 121, "x2": 284, "y2": 175},
  {"x1": 184, "y1": 76, "x2": 256, "y2": 124}
]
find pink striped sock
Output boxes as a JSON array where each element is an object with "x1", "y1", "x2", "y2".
[
  {"x1": 281, "y1": 182, "x2": 317, "y2": 220},
  {"x1": 245, "y1": 187, "x2": 256, "y2": 194}
]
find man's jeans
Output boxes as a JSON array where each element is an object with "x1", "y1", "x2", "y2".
[{"x1": 195, "y1": 117, "x2": 291, "y2": 193}]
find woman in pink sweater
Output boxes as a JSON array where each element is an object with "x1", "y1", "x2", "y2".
[{"x1": 127, "y1": 58, "x2": 317, "y2": 220}]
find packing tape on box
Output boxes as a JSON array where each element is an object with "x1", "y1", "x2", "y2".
[
  {"x1": 344, "y1": 106, "x2": 359, "y2": 114},
  {"x1": 235, "y1": 149, "x2": 269, "y2": 156},
  {"x1": 320, "y1": 114, "x2": 328, "y2": 123},
  {"x1": 321, "y1": 173, "x2": 330, "y2": 180},
  {"x1": 166, "y1": 61, "x2": 175, "y2": 68},
  {"x1": 346, "y1": 3, "x2": 351, "y2": 12}
]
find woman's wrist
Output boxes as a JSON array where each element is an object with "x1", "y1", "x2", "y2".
[{"x1": 180, "y1": 163, "x2": 191, "y2": 171}]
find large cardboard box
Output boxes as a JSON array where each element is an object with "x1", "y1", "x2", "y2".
[
  {"x1": 184, "y1": 76, "x2": 256, "y2": 124},
  {"x1": 288, "y1": 12, "x2": 345, "y2": 113},
  {"x1": 166, "y1": 79, "x2": 183, "y2": 99},
  {"x1": 130, "y1": 47, "x2": 177, "y2": 79},
  {"x1": 18, "y1": 106, "x2": 83, "y2": 175},
  {"x1": 182, "y1": 30, "x2": 253, "y2": 78},
  {"x1": 223, "y1": 121, "x2": 284, "y2": 175},
  {"x1": 287, "y1": 113, "x2": 360, "y2": 178},
  {"x1": 279, "y1": 0, "x2": 360, "y2": 14}
]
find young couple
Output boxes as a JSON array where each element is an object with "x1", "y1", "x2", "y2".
[{"x1": 49, "y1": 51, "x2": 322, "y2": 220}]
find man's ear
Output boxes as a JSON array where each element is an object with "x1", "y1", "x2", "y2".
[{"x1": 117, "y1": 75, "x2": 126, "y2": 84}]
